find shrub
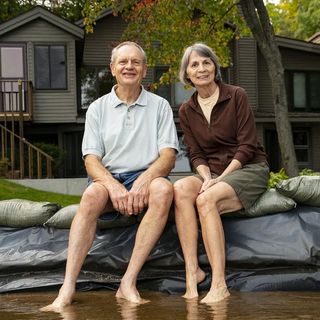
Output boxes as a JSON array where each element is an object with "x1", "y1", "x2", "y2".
[
  {"x1": 268, "y1": 167, "x2": 320, "y2": 189},
  {"x1": 34, "y1": 143, "x2": 66, "y2": 177}
]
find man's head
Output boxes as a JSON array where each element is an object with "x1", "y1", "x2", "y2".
[{"x1": 110, "y1": 41, "x2": 147, "y2": 87}]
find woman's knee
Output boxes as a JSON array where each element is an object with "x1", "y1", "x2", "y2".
[{"x1": 174, "y1": 177, "x2": 199, "y2": 203}]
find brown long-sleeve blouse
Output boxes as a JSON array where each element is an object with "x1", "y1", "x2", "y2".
[{"x1": 179, "y1": 81, "x2": 267, "y2": 175}]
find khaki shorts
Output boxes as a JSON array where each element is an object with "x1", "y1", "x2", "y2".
[{"x1": 196, "y1": 162, "x2": 269, "y2": 210}]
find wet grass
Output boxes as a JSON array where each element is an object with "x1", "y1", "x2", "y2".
[{"x1": 0, "y1": 178, "x2": 81, "y2": 207}]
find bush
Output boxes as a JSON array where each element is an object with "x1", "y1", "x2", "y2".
[
  {"x1": 268, "y1": 167, "x2": 320, "y2": 189},
  {"x1": 0, "y1": 158, "x2": 9, "y2": 178},
  {"x1": 34, "y1": 142, "x2": 66, "y2": 177}
]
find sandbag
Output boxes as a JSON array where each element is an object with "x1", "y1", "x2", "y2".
[
  {"x1": 0, "y1": 199, "x2": 60, "y2": 228},
  {"x1": 44, "y1": 204, "x2": 138, "y2": 229},
  {"x1": 276, "y1": 175, "x2": 320, "y2": 206},
  {"x1": 246, "y1": 188, "x2": 297, "y2": 217}
]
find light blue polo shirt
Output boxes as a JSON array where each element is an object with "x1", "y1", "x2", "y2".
[{"x1": 82, "y1": 86, "x2": 179, "y2": 173}]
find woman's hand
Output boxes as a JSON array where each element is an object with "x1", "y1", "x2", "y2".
[{"x1": 199, "y1": 176, "x2": 221, "y2": 193}]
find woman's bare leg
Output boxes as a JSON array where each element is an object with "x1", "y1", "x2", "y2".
[
  {"x1": 196, "y1": 182, "x2": 242, "y2": 304},
  {"x1": 174, "y1": 176, "x2": 206, "y2": 299}
]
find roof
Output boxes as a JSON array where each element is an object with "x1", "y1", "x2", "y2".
[
  {"x1": 308, "y1": 31, "x2": 320, "y2": 44},
  {"x1": 276, "y1": 35, "x2": 320, "y2": 54},
  {"x1": 0, "y1": 6, "x2": 84, "y2": 39},
  {"x1": 75, "y1": 8, "x2": 113, "y2": 27}
]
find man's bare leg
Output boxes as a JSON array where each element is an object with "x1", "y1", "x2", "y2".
[
  {"x1": 174, "y1": 177, "x2": 206, "y2": 299},
  {"x1": 116, "y1": 178, "x2": 172, "y2": 303},
  {"x1": 41, "y1": 184, "x2": 110, "y2": 311}
]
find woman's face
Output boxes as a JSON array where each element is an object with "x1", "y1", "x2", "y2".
[{"x1": 186, "y1": 51, "x2": 216, "y2": 88}]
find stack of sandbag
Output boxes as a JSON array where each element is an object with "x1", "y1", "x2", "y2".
[
  {"x1": 43, "y1": 204, "x2": 138, "y2": 229},
  {"x1": 0, "y1": 199, "x2": 60, "y2": 228},
  {"x1": 276, "y1": 175, "x2": 320, "y2": 207},
  {"x1": 225, "y1": 175, "x2": 320, "y2": 218}
]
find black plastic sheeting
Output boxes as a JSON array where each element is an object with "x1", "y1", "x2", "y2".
[{"x1": 0, "y1": 205, "x2": 319, "y2": 293}]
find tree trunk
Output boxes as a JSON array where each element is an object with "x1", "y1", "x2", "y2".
[{"x1": 239, "y1": 0, "x2": 299, "y2": 177}]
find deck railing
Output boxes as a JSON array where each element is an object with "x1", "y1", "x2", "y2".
[
  {"x1": 0, "y1": 124, "x2": 53, "y2": 179},
  {"x1": 0, "y1": 80, "x2": 33, "y2": 122}
]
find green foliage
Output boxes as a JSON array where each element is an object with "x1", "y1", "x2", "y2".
[
  {"x1": 0, "y1": 0, "x2": 85, "y2": 24},
  {"x1": 268, "y1": 168, "x2": 289, "y2": 189},
  {"x1": 82, "y1": 0, "x2": 247, "y2": 84},
  {"x1": 0, "y1": 158, "x2": 9, "y2": 178},
  {"x1": 0, "y1": 0, "x2": 36, "y2": 23},
  {"x1": 268, "y1": 167, "x2": 320, "y2": 188},
  {"x1": 299, "y1": 168, "x2": 320, "y2": 176},
  {"x1": 34, "y1": 142, "x2": 66, "y2": 177},
  {"x1": 0, "y1": 179, "x2": 80, "y2": 207},
  {"x1": 266, "y1": 0, "x2": 319, "y2": 40}
]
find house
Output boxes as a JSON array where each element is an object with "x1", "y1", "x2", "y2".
[{"x1": 1, "y1": 6, "x2": 320, "y2": 178}]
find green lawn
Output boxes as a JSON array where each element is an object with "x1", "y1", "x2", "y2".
[{"x1": 0, "y1": 179, "x2": 81, "y2": 207}]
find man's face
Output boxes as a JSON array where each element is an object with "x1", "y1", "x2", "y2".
[{"x1": 110, "y1": 45, "x2": 147, "y2": 87}]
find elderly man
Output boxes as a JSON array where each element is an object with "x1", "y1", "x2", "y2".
[{"x1": 42, "y1": 41, "x2": 179, "y2": 309}]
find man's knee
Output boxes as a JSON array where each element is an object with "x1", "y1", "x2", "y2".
[
  {"x1": 149, "y1": 178, "x2": 173, "y2": 205},
  {"x1": 78, "y1": 184, "x2": 108, "y2": 220}
]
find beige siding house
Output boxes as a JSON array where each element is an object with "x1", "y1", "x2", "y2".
[{"x1": 1, "y1": 6, "x2": 320, "y2": 177}]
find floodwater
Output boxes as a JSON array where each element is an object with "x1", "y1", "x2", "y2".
[{"x1": 1, "y1": 290, "x2": 320, "y2": 320}]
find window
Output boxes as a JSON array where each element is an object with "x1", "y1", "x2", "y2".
[
  {"x1": 154, "y1": 67, "x2": 195, "y2": 107},
  {"x1": 293, "y1": 129, "x2": 310, "y2": 167},
  {"x1": 0, "y1": 44, "x2": 26, "y2": 112},
  {"x1": 80, "y1": 66, "x2": 114, "y2": 109},
  {"x1": 265, "y1": 128, "x2": 311, "y2": 171},
  {"x1": 34, "y1": 45, "x2": 67, "y2": 90},
  {"x1": 286, "y1": 71, "x2": 320, "y2": 111}
]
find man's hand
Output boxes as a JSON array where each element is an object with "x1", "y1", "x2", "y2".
[
  {"x1": 94, "y1": 177, "x2": 129, "y2": 215},
  {"x1": 127, "y1": 174, "x2": 151, "y2": 215}
]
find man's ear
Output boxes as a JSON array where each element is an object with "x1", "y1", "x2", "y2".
[
  {"x1": 143, "y1": 64, "x2": 147, "y2": 78},
  {"x1": 110, "y1": 63, "x2": 115, "y2": 76}
]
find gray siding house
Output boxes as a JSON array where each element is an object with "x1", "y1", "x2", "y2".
[{"x1": 1, "y1": 6, "x2": 320, "y2": 177}]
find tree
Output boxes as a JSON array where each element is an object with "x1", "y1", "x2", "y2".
[
  {"x1": 82, "y1": 0, "x2": 299, "y2": 176},
  {"x1": 0, "y1": 0, "x2": 85, "y2": 24},
  {"x1": 266, "y1": 0, "x2": 320, "y2": 41},
  {"x1": 239, "y1": 0, "x2": 298, "y2": 176},
  {"x1": 0, "y1": 0, "x2": 36, "y2": 23}
]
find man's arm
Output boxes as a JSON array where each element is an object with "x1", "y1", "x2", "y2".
[
  {"x1": 84, "y1": 154, "x2": 129, "y2": 214},
  {"x1": 127, "y1": 148, "x2": 176, "y2": 215}
]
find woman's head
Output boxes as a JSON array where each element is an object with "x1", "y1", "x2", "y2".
[{"x1": 179, "y1": 43, "x2": 221, "y2": 87}]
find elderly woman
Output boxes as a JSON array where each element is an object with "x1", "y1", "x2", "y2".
[{"x1": 174, "y1": 43, "x2": 269, "y2": 303}]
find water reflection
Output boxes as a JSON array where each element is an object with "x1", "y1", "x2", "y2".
[
  {"x1": 116, "y1": 298, "x2": 139, "y2": 320},
  {"x1": 206, "y1": 298, "x2": 228, "y2": 320},
  {"x1": 0, "y1": 291, "x2": 320, "y2": 319},
  {"x1": 185, "y1": 297, "x2": 229, "y2": 320},
  {"x1": 57, "y1": 305, "x2": 77, "y2": 320}
]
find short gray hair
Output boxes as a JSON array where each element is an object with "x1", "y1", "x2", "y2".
[
  {"x1": 179, "y1": 43, "x2": 222, "y2": 86},
  {"x1": 110, "y1": 41, "x2": 147, "y2": 64}
]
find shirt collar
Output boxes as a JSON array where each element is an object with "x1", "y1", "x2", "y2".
[{"x1": 110, "y1": 85, "x2": 148, "y2": 108}]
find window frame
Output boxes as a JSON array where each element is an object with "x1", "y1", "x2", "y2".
[
  {"x1": 286, "y1": 70, "x2": 320, "y2": 112},
  {"x1": 0, "y1": 43, "x2": 27, "y2": 80},
  {"x1": 34, "y1": 43, "x2": 68, "y2": 90}
]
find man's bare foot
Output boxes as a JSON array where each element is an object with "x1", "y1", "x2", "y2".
[
  {"x1": 40, "y1": 285, "x2": 75, "y2": 312},
  {"x1": 182, "y1": 268, "x2": 206, "y2": 299},
  {"x1": 200, "y1": 286, "x2": 230, "y2": 304},
  {"x1": 116, "y1": 284, "x2": 150, "y2": 304}
]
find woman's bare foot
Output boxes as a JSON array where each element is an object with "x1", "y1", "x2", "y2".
[
  {"x1": 182, "y1": 268, "x2": 206, "y2": 299},
  {"x1": 200, "y1": 286, "x2": 230, "y2": 304},
  {"x1": 116, "y1": 283, "x2": 150, "y2": 304},
  {"x1": 40, "y1": 285, "x2": 75, "y2": 312}
]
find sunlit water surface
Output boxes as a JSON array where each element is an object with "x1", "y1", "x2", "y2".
[{"x1": 0, "y1": 290, "x2": 319, "y2": 319}]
